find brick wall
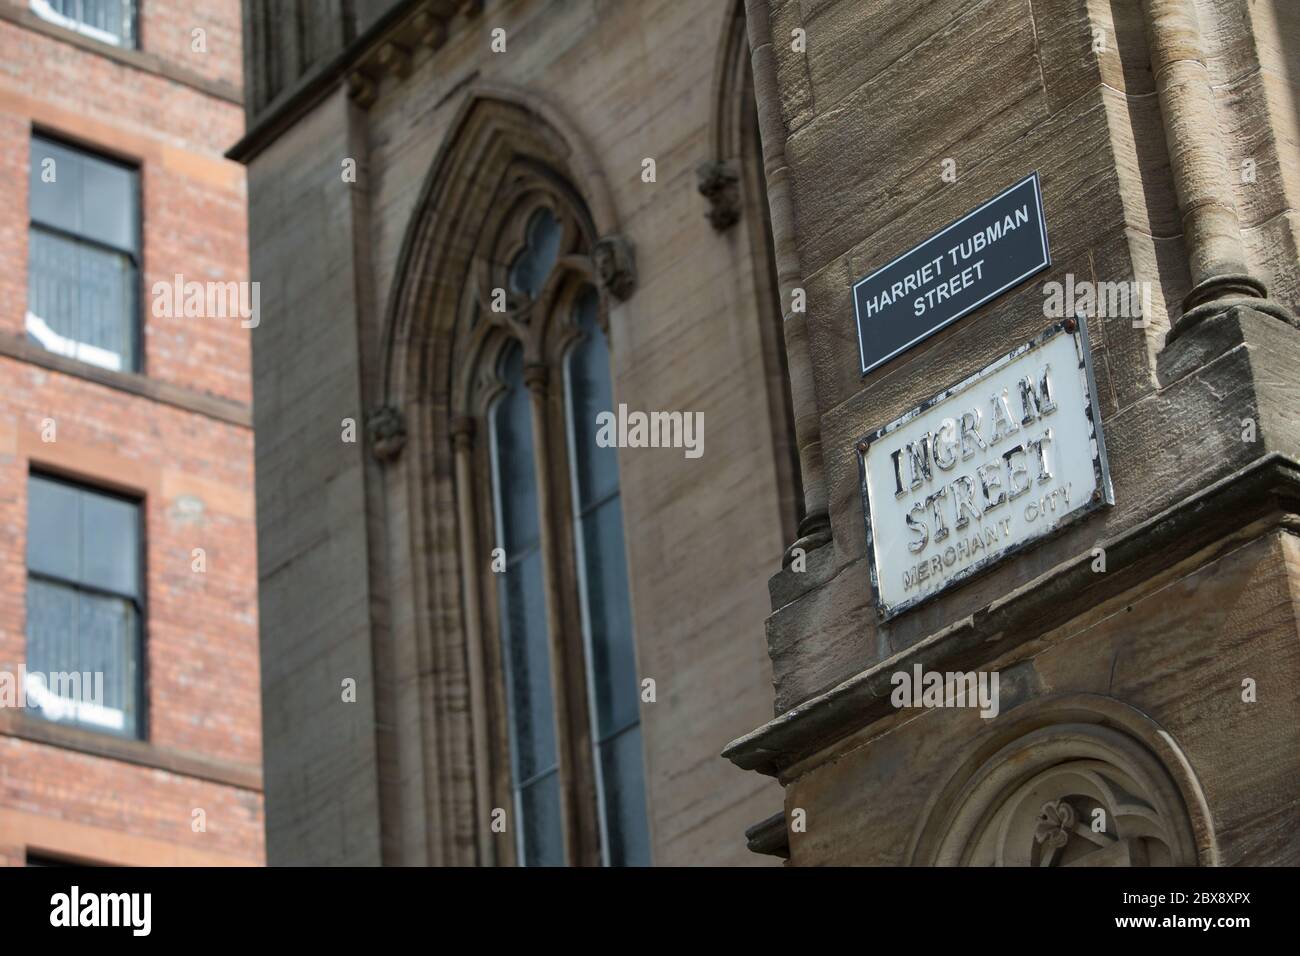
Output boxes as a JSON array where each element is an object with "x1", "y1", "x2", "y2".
[
  {"x1": 0, "y1": 16, "x2": 250, "y2": 404},
  {"x1": 137, "y1": 0, "x2": 244, "y2": 89},
  {"x1": 0, "y1": 1, "x2": 261, "y2": 866}
]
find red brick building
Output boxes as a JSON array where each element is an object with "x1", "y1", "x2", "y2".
[{"x1": 0, "y1": 0, "x2": 262, "y2": 865}]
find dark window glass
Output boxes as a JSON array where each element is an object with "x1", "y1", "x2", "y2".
[
  {"x1": 580, "y1": 497, "x2": 639, "y2": 735},
  {"x1": 508, "y1": 208, "x2": 562, "y2": 300},
  {"x1": 598, "y1": 725, "x2": 651, "y2": 867},
  {"x1": 27, "y1": 135, "x2": 139, "y2": 372},
  {"x1": 80, "y1": 491, "x2": 139, "y2": 595},
  {"x1": 518, "y1": 771, "x2": 564, "y2": 868},
  {"x1": 25, "y1": 474, "x2": 142, "y2": 738},
  {"x1": 27, "y1": 140, "x2": 82, "y2": 233},
  {"x1": 491, "y1": 343, "x2": 564, "y2": 866},
  {"x1": 492, "y1": 347, "x2": 542, "y2": 554},
  {"x1": 501, "y1": 549, "x2": 555, "y2": 784},
  {"x1": 80, "y1": 156, "x2": 137, "y2": 251},
  {"x1": 567, "y1": 295, "x2": 621, "y2": 508},
  {"x1": 26, "y1": 476, "x2": 79, "y2": 579},
  {"x1": 565, "y1": 286, "x2": 651, "y2": 866}
]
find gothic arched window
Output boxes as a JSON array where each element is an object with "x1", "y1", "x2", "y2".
[{"x1": 463, "y1": 174, "x2": 649, "y2": 867}]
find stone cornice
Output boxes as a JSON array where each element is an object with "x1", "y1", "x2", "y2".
[
  {"x1": 0, "y1": 712, "x2": 262, "y2": 792},
  {"x1": 0, "y1": 333, "x2": 252, "y2": 428},
  {"x1": 723, "y1": 453, "x2": 1300, "y2": 780},
  {"x1": 227, "y1": 0, "x2": 480, "y2": 164},
  {"x1": 744, "y1": 811, "x2": 791, "y2": 859}
]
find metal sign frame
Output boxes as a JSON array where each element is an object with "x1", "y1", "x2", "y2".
[
  {"x1": 856, "y1": 315, "x2": 1114, "y2": 620},
  {"x1": 852, "y1": 172, "x2": 1051, "y2": 376}
]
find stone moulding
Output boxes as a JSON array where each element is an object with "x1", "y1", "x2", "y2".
[
  {"x1": 592, "y1": 234, "x2": 636, "y2": 302},
  {"x1": 376, "y1": 85, "x2": 624, "y2": 408},
  {"x1": 744, "y1": 811, "x2": 790, "y2": 859},
  {"x1": 722, "y1": 453, "x2": 1300, "y2": 779},
  {"x1": 0, "y1": 333, "x2": 252, "y2": 428},
  {"x1": 228, "y1": 0, "x2": 485, "y2": 163},
  {"x1": 1170, "y1": 283, "x2": 1300, "y2": 345},
  {"x1": 366, "y1": 404, "x2": 407, "y2": 462},
  {"x1": 346, "y1": 2, "x2": 482, "y2": 108},
  {"x1": 696, "y1": 159, "x2": 741, "y2": 231},
  {"x1": 906, "y1": 696, "x2": 1216, "y2": 867},
  {"x1": 744, "y1": 0, "x2": 832, "y2": 561}
]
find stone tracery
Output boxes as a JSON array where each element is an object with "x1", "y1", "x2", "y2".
[{"x1": 915, "y1": 714, "x2": 1207, "y2": 868}]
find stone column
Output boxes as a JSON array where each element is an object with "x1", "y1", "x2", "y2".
[
  {"x1": 450, "y1": 414, "x2": 496, "y2": 866},
  {"x1": 1141, "y1": 0, "x2": 1293, "y2": 339},
  {"x1": 745, "y1": 0, "x2": 832, "y2": 564}
]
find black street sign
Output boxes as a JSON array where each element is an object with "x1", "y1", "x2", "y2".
[{"x1": 852, "y1": 172, "x2": 1050, "y2": 375}]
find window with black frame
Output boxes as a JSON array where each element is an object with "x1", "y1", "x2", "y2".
[
  {"x1": 25, "y1": 473, "x2": 143, "y2": 738},
  {"x1": 27, "y1": 134, "x2": 140, "y2": 373},
  {"x1": 29, "y1": 0, "x2": 137, "y2": 48}
]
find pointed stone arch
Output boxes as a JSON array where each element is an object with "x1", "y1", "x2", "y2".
[
  {"x1": 706, "y1": 0, "x2": 756, "y2": 168},
  {"x1": 372, "y1": 86, "x2": 628, "y2": 866},
  {"x1": 379, "y1": 83, "x2": 625, "y2": 413},
  {"x1": 909, "y1": 694, "x2": 1216, "y2": 867},
  {"x1": 698, "y1": 0, "x2": 804, "y2": 545}
]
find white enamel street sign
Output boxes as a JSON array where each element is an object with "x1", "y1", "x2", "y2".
[{"x1": 857, "y1": 318, "x2": 1113, "y2": 619}]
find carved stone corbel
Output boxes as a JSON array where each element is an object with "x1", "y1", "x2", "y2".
[
  {"x1": 522, "y1": 363, "x2": 550, "y2": 396},
  {"x1": 346, "y1": 72, "x2": 378, "y2": 108},
  {"x1": 696, "y1": 160, "x2": 741, "y2": 231},
  {"x1": 367, "y1": 404, "x2": 408, "y2": 463},
  {"x1": 593, "y1": 234, "x2": 636, "y2": 302},
  {"x1": 450, "y1": 414, "x2": 475, "y2": 451},
  {"x1": 376, "y1": 42, "x2": 412, "y2": 79},
  {"x1": 412, "y1": 9, "x2": 448, "y2": 49}
]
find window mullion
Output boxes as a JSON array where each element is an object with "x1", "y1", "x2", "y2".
[
  {"x1": 26, "y1": 572, "x2": 142, "y2": 617},
  {"x1": 29, "y1": 220, "x2": 135, "y2": 261},
  {"x1": 520, "y1": 361, "x2": 580, "y2": 868}
]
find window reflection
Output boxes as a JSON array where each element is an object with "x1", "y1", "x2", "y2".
[
  {"x1": 565, "y1": 287, "x2": 650, "y2": 866},
  {"x1": 490, "y1": 343, "x2": 564, "y2": 866}
]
